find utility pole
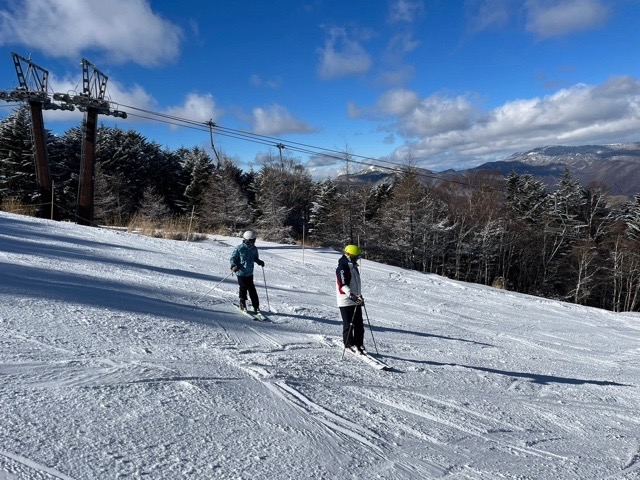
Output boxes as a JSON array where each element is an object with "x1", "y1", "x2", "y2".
[
  {"x1": 276, "y1": 143, "x2": 285, "y2": 168},
  {"x1": 0, "y1": 52, "x2": 73, "y2": 220},
  {"x1": 54, "y1": 59, "x2": 126, "y2": 226}
]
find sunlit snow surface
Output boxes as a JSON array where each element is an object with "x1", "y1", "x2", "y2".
[{"x1": 1, "y1": 211, "x2": 640, "y2": 479}]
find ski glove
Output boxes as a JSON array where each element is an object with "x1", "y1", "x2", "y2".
[
  {"x1": 349, "y1": 293, "x2": 364, "y2": 305},
  {"x1": 256, "y1": 259, "x2": 265, "y2": 267},
  {"x1": 231, "y1": 266, "x2": 239, "y2": 272}
]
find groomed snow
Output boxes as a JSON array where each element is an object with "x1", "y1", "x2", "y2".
[{"x1": 1, "y1": 211, "x2": 639, "y2": 479}]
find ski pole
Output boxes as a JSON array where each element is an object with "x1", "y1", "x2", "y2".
[
  {"x1": 195, "y1": 271, "x2": 233, "y2": 304},
  {"x1": 261, "y1": 266, "x2": 270, "y2": 311},
  {"x1": 362, "y1": 304, "x2": 379, "y2": 354},
  {"x1": 341, "y1": 306, "x2": 360, "y2": 360}
]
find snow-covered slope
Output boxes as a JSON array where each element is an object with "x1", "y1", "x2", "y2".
[{"x1": 1, "y1": 211, "x2": 639, "y2": 479}]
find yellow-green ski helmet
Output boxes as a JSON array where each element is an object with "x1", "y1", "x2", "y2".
[{"x1": 344, "y1": 244, "x2": 361, "y2": 257}]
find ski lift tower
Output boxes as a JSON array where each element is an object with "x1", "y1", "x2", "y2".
[
  {"x1": 53, "y1": 58, "x2": 126, "y2": 226},
  {"x1": 0, "y1": 52, "x2": 74, "y2": 219}
]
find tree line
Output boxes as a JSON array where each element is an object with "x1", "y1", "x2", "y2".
[{"x1": 2, "y1": 106, "x2": 640, "y2": 312}]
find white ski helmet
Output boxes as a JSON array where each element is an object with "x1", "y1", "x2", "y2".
[{"x1": 243, "y1": 230, "x2": 257, "y2": 241}]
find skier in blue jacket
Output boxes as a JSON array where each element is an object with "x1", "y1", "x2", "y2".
[
  {"x1": 336, "y1": 244, "x2": 365, "y2": 353},
  {"x1": 230, "y1": 230, "x2": 264, "y2": 312}
]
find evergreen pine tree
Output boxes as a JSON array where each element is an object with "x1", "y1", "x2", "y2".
[
  {"x1": 180, "y1": 146, "x2": 214, "y2": 216},
  {"x1": 309, "y1": 178, "x2": 343, "y2": 245},
  {"x1": 202, "y1": 158, "x2": 250, "y2": 233},
  {"x1": 0, "y1": 106, "x2": 37, "y2": 206}
]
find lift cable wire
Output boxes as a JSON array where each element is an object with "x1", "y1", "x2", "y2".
[
  {"x1": 3, "y1": 94, "x2": 497, "y2": 191},
  {"x1": 118, "y1": 103, "x2": 488, "y2": 189}
]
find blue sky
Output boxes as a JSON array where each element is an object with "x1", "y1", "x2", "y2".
[{"x1": 1, "y1": 0, "x2": 639, "y2": 178}]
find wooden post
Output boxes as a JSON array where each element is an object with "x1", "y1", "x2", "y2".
[
  {"x1": 76, "y1": 109, "x2": 98, "y2": 226},
  {"x1": 186, "y1": 205, "x2": 195, "y2": 241},
  {"x1": 29, "y1": 102, "x2": 53, "y2": 220}
]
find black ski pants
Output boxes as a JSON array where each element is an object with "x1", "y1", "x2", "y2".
[
  {"x1": 340, "y1": 305, "x2": 364, "y2": 347},
  {"x1": 237, "y1": 275, "x2": 259, "y2": 309}
]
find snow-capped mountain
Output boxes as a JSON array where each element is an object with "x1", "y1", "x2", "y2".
[
  {"x1": 472, "y1": 143, "x2": 640, "y2": 196},
  {"x1": 342, "y1": 143, "x2": 640, "y2": 196}
]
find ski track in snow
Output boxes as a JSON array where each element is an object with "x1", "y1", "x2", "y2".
[
  {"x1": 2, "y1": 214, "x2": 640, "y2": 479},
  {"x1": 238, "y1": 349, "x2": 450, "y2": 478}
]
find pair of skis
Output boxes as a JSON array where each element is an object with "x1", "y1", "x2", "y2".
[
  {"x1": 345, "y1": 345, "x2": 390, "y2": 371},
  {"x1": 319, "y1": 336, "x2": 390, "y2": 371},
  {"x1": 233, "y1": 304, "x2": 271, "y2": 322},
  {"x1": 232, "y1": 306, "x2": 390, "y2": 370}
]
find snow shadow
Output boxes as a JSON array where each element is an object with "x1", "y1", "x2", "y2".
[
  {"x1": 268, "y1": 311, "x2": 494, "y2": 348},
  {"x1": 384, "y1": 355, "x2": 629, "y2": 387},
  {"x1": 0, "y1": 217, "x2": 144, "y2": 253},
  {"x1": 2, "y1": 263, "x2": 226, "y2": 325},
  {"x1": 0, "y1": 233, "x2": 219, "y2": 284}
]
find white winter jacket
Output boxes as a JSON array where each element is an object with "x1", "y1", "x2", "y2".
[{"x1": 335, "y1": 255, "x2": 362, "y2": 307}]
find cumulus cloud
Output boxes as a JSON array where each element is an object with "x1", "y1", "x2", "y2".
[
  {"x1": 351, "y1": 88, "x2": 475, "y2": 135},
  {"x1": 250, "y1": 104, "x2": 315, "y2": 136},
  {"x1": 163, "y1": 92, "x2": 222, "y2": 126},
  {"x1": 465, "y1": 0, "x2": 608, "y2": 38},
  {"x1": 362, "y1": 76, "x2": 640, "y2": 170},
  {"x1": 306, "y1": 153, "x2": 343, "y2": 169},
  {"x1": 525, "y1": 0, "x2": 609, "y2": 39},
  {"x1": 0, "y1": 0, "x2": 182, "y2": 66},
  {"x1": 349, "y1": 88, "x2": 420, "y2": 119},
  {"x1": 317, "y1": 26, "x2": 372, "y2": 80}
]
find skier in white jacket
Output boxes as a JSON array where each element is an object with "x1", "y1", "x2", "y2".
[{"x1": 335, "y1": 244, "x2": 365, "y2": 353}]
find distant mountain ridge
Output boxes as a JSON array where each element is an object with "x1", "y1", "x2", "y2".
[
  {"x1": 472, "y1": 143, "x2": 640, "y2": 196},
  {"x1": 345, "y1": 143, "x2": 640, "y2": 197}
]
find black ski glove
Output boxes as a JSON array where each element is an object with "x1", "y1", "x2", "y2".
[
  {"x1": 349, "y1": 293, "x2": 364, "y2": 305},
  {"x1": 256, "y1": 259, "x2": 265, "y2": 267}
]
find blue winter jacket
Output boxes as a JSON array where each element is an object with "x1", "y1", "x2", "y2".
[{"x1": 230, "y1": 242, "x2": 261, "y2": 277}]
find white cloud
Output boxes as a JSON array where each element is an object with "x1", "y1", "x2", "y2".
[
  {"x1": 251, "y1": 104, "x2": 315, "y2": 136},
  {"x1": 317, "y1": 26, "x2": 372, "y2": 80},
  {"x1": 362, "y1": 76, "x2": 640, "y2": 170},
  {"x1": 351, "y1": 88, "x2": 475, "y2": 135},
  {"x1": 525, "y1": 0, "x2": 609, "y2": 39},
  {"x1": 349, "y1": 88, "x2": 421, "y2": 119},
  {"x1": 0, "y1": 0, "x2": 182, "y2": 66},
  {"x1": 403, "y1": 95, "x2": 477, "y2": 137},
  {"x1": 379, "y1": 88, "x2": 421, "y2": 116},
  {"x1": 163, "y1": 92, "x2": 222, "y2": 126},
  {"x1": 464, "y1": 0, "x2": 608, "y2": 39}
]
